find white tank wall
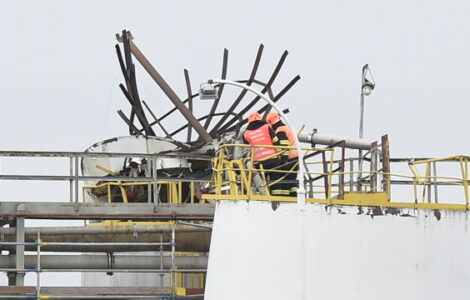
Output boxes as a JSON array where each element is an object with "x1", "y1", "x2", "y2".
[{"x1": 205, "y1": 200, "x2": 470, "y2": 300}]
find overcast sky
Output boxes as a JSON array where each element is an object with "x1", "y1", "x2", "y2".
[{"x1": 0, "y1": 0, "x2": 469, "y2": 286}]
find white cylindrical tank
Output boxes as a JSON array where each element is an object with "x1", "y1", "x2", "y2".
[{"x1": 205, "y1": 200, "x2": 470, "y2": 300}]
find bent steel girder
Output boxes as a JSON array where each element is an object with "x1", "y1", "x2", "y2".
[
  {"x1": 117, "y1": 31, "x2": 212, "y2": 143},
  {"x1": 224, "y1": 75, "x2": 300, "y2": 132},
  {"x1": 117, "y1": 110, "x2": 141, "y2": 133},
  {"x1": 209, "y1": 44, "x2": 264, "y2": 136},
  {"x1": 169, "y1": 112, "x2": 243, "y2": 138},
  {"x1": 215, "y1": 50, "x2": 290, "y2": 134},
  {"x1": 184, "y1": 69, "x2": 194, "y2": 142},
  {"x1": 114, "y1": 30, "x2": 299, "y2": 147},
  {"x1": 116, "y1": 31, "x2": 155, "y2": 136},
  {"x1": 141, "y1": 100, "x2": 170, "y2": 137}
]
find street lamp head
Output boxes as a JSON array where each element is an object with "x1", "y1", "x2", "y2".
[
  {"x1": 361, "y1": 79, "x2": 375, "y2": 96},
  {"x1": 199, "y1": 82, "x2": 218, "y2": 100}
]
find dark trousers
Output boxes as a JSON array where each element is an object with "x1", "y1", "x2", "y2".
[
  {"x1": 280, "y1": 158, "x2": 298, "y2": 197},
  {"x1": 255, "y1": 158, "x2": 283, "y2": 196}
]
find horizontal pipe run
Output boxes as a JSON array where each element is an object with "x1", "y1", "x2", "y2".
[
  {"x1": 0, "y1": 268, "x2": 206, "y2": 273},
  {"x1": 40, "y1": 268, "x2": 207, "y2": 273},
  {"x1": 0, "y1": 225, "x2": 211, "y2": 252},
  {"x1": 0, "y1": 150, "x2": 211, "y2": 160},
  {"x1": 0, "y1": 225, "x2": 210, "y2": 236},
  {"x1": 299, "y1": 132, "x2": 372, "y2": 150},
  {"x1": 43, "y1": 242, "x2": 172, "y2": 247},
  {"x1": 0, "y1": 255, "x2": 208, "y2": 270},
  {"x1": 0, "y1": 175, "x2": 210, "y2": 183},
  {"x1": 0, "y1": 296, "x2": 203, "y2": 300},
  {"x1": 0, "y1": 241, "x2": 171, "y2": 247}
]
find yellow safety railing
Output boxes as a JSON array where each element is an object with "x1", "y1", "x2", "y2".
[
  {"x1": 210, "y1": 143, "x2": 343, "y2": 201},
  {"x1": 408, "y1": 155, "x2": 470, "y2": 205},
  {"x1": 206, "y1": 144, "x2": 470, "y2": 210},
  {"x1": 83, "y1": 180, "x2": 208, "y2": 204}
]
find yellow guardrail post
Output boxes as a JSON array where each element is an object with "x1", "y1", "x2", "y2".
[
  {"x1": 215, "y1": 147, "x2": 225, "y2": 195},
  {"x1": 328, "y1": 149, "x2": 334, "y2": 202},
  {"x1": 459, "y1": 156, "x2": 469, "y2": 206},
  {"x1": 107, "y1": 184, "x2": 112, "y2": 203},
  {"x1": 421, "y1": 162, "x2": 430, "y2": 203},
  {"x1": 247, "y1": 148, "x2": 254, "y2": 197}
]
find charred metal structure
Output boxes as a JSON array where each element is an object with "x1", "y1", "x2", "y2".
[{"x1": 115, "y1": 29, "x2": 300, "y2": 148}]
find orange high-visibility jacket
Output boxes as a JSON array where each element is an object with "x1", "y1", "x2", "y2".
[
  {"x1": 275, "y1": 125, "x2": 299, "y2": 159},
  {"x1": 243, "y1": 124, "x2": 278, "y2": 161}
]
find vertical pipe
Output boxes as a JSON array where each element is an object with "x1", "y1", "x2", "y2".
[
  {"x1": 74, "y1": 156, "x2": 79, "y2": 204},
  {"x1": 153, "y1": 157, "x2": 159, "y2": 205},
  {"x1": 159, "y1": 234, "x2": 164, "y2": 287},
  {"x1": 427, "y1": 163, "x2": 432, "y2": 203},
  {"x1": 36, "y1": 232, "x2": 41, "y2": 299},
  {"x1": 147, "y1": 156, "x2": 152, "y2": 203},
  {"x1": 15, "y1": 214, "x2": 25, "y2": 286},
  {"x1": 433, "y1": 161, "x2": 438, "y2": 203},
  {"x1": 349, "y1": 159, "x2": 354, "y2": 192},
  {"x1": 171, "y1": 226, "x2": 176, "y2": 299},
  {"x1": 358, "y1": 92, "x2": 365, "y2": 192},
  {"x1": 69, "y1": 157, "x2": 73, "y2": 203}
]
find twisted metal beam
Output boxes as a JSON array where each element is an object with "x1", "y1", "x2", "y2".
[
  {"x1": 117, "y1": 31, "x2": 212, "y2": 143},
  {"x1": 224, "y1": 75, "x2": 300, "y2": 132},
  {"x1": 209, "y1": 44, "x2": 264, "y2": 136},
  {"x1": 141, "y1": 100, "x2": 170, "y2": 137},
  {"x1": 215, "y1": 50, "x2": 289, "y2": 134},
  {"x1": 184, "y1": 69, "x2": 193, "y2": 142}
]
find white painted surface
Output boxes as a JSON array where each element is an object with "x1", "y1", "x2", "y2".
[
  {"x1": 205, "y1": 200, "x2": 470, "y2": 300},
  {"x1": 81, "y1": 135, "x2": 183, "y2": 177}
]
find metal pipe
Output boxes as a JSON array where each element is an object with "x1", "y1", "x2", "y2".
[
  {"x1": 15, "y1": 207, "x2": 25, "y2": 286},
  {"x1": 40, "y1": 268, "x2": 206, "y2": 273},
  {"x1": 299, "y1": 131, "x2": 372, "y2": 150},
  {"x1": 0, "y1": 224, "x2": 209, "y2": 236},
  {"x1": 0, "y1": 255, "x2": 207, "y2": 270},
  {"x1": 36, "y1": 232, "x2": 40, "y2": 299},
  {"x1": 0, "y1": 296, "x2": 203, "y2": 300}
]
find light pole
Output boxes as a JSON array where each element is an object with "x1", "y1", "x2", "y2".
[
  {"x1": 201, "y1": 79, "x2": 306, "y2": 205},
  {"x1": 358, "y1": 64, "x2": 375, "y2": 191},
  {"x1": 201, "y1": 79, "x2": 307, "y2": 300}
]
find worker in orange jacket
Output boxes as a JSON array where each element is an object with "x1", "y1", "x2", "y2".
[
  {"x1": 243, "y1": 111, "x2": 283, "y2": 196},
  {"x1": 267, "y1": 112, "x2": 299, "y2": 196}
]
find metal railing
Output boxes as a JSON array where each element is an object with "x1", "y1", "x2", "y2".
[
  {"x1": 0, "y1": 150, "x2": 211, "y2": 205},
  {"x1": 208, "y1": 143, "x2": 470, "y2": 209},
  {"x1": 0, "y1": 228, "x2": 205, "y2": 299}
]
